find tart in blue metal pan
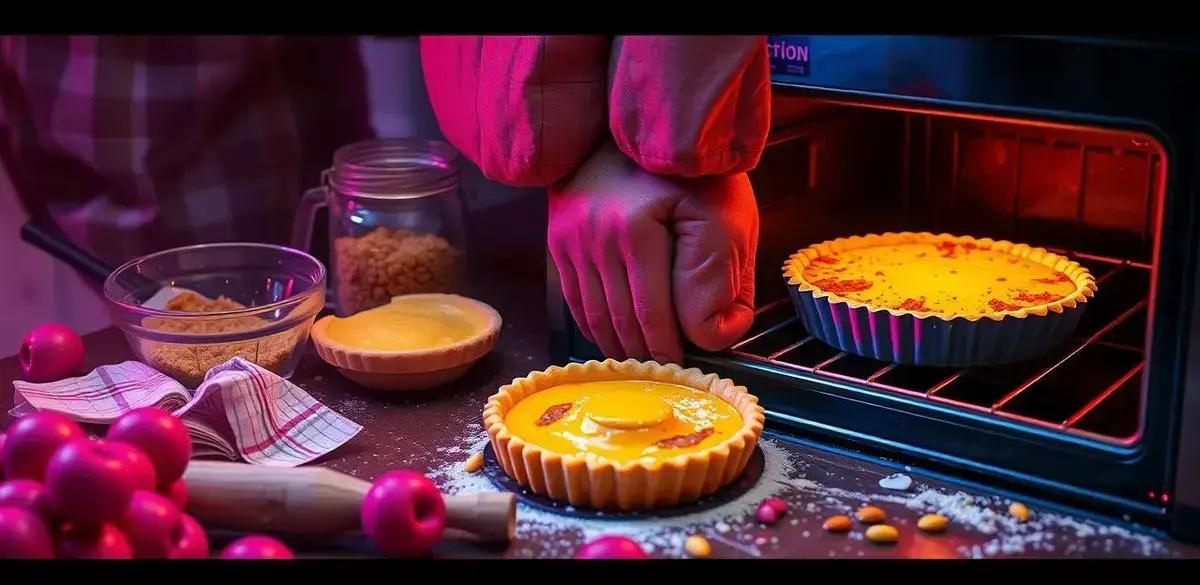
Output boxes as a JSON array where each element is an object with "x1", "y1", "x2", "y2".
[{"x1": 782, "y1": 232, "x2": 1097, "y2": 367}]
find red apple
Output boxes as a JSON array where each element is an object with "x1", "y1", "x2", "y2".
[
  {"x1": 575, "y1": 535, "x2": 648, "y2": 559},
  {"x1": 57, "y1": 523, "x2": 132, "y2": 559},
  {"x1": 45, "y1": 439, "x2": 140, "y2": 527},
  {"x1": 1, "y1": 411, "x2": 85, "y2": 481},
  {"x1": 220, "y1": 535, "x2": 293, "y2": 560},
  {"x1": 0, "y1": 479, "x2": 44, "y2": 510},
  {"x1": 361, "y1": 470, "x2": 445, "y2": 557},
  {"x1": 0, "y1": 479, "x2": 62, "y2": 527},
  {"x1": 168, "y1": 514, "x2": 209, "y2": 559},
  {"x1": 118, "y1": 491, "x2": 179, "y2": 558},
  {"x1": 20, "y1": 323, "x2": 85, "y2": 383},
  {"x1": 165, "y1": 478, "x2": 188, "y2": 511},
  {"x1": 106, "y1": 407, "x2": 192, "y2": 490},
  {"x1": 108, "y1": 441, "x2": 157, "y2": 492},
  {"x1": 0, "y1": 506, "x2": 55, "y2": 559}
]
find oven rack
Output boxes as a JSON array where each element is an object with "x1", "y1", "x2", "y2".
[{"x1": 729, "y1": 250, "x2": 1149, "y2": 445}]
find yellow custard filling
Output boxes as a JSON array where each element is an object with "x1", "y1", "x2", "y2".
[
  {"x1": 324, "y1": 296, "x2": 489, "y2": 351},
  {"x1": 504, "y1": 380, "x2": 743, "y2": 463},
  {"x1": 800, "y1": 240, "x2": 1079, "y2": 315}
]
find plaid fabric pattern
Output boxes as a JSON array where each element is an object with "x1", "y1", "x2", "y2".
[
  {"x1": 12, "y1": 357, "x2": 362, "y2": 467},
  {"x1": 11, "y1": 361, "x2": 186, "y2": 422},
  {"x1": 0, "y1": 35, "x2": 373, "y2": 266}
]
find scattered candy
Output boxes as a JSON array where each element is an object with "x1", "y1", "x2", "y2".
[
  {"x1": 1009, "y1": 502, "x2": 1030, "y2": 522},
  {"x1": 45, "y1": 439, "x2": 142, "y2": 527},
  {"x1": 822, "y1": 515, "x2": 853, "y2": 533},
  {"x1": 865, "y1": 524, "x2": 899, "y2": 544},
  {"x1": 855, "y1": 505, "x2": 887, "y2": 524},
  {"x1": 58, "y1": 523, "x2": 134, "y2": 559},
  {"x1": 756, "y1": 501, "x2": 780, "y2": 525},
  {"x1": 362, "y1": 470, "x2": 446, "y2": 557},
  {"x1": 119, "y1": 491, "x2": 181, "y2": 558},
  {"x1": 762, "y1": 497, "x2": 788, "y2": 516},
  {"x1": 917, "y1": 514, "x2": 949, "y2": 533},
  {"x1": 20, "y1": 323, "x2": 85, "y2": 383},
  {"x1": 463, "y1": 452, "x2": 484, "y2": 474},
  {"x1": 879, "y1": 473, "x2": 913, "y2": 491},
  {"x1": 684, "y1": 535, "x2": 711, "y2": 558},
  {"x1": 575, "y1": 535, "x2": 648, "y2": 559},
  {"x1": 221, "y1": 535, "x2": 293, "y2": 560},
  {"x1": 107, "y1": 407, "x2": 193, "y2": 491},
  {"x1": 1, "y1": 411, "x2": 85, "y2": 481},
  {"x1": 0, "y1": 507, "x2": 54, "y2": 559}
]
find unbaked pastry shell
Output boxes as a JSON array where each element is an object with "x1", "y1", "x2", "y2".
[{"x1": 310, "y1": 293, "x2": 501, "y2": 391}]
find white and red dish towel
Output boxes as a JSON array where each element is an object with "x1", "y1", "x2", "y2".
[{"x1": 10, "y1": 358, "x2": 362, "y2": 467}]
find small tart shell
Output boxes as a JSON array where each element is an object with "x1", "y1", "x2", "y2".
[
  {"x1": 781, "y1": 232, "x2": 1098, "y2": 367},
  {"x1": 310, "y1": 293, "x2": 501, "y2": 391},
  {"x1": 483, "y1": 359, "x2": 765, "y2": 511}
]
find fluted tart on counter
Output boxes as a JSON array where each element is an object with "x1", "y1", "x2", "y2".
[{"x1": 483, "y1": 359, "x2": 765, "y2": 510}]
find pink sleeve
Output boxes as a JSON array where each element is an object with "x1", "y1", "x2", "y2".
[
  {"x1": 419, "y1": 35, "x2": 609, "y2": 187},
  {"x1": 608, "y1": 36, "x2": 771, "y2": 177}
]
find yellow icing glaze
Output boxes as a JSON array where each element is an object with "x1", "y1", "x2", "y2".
[
  {"x1": 801, "y1": 240, "x2": 1078, "y2": 315},
  {"x1": 324, "y1": 296, "x2": 489, "y2": 351},
  {"x1": 504, "y1": 380, "x2": 743, "y2": 463},
  {"x1": 585, "y1": 391, "x2": 675, "y2": 429}
]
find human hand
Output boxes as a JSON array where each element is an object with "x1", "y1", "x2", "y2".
[{"x1": 548, "y1": 143, "x2": 758, "y2": 363}]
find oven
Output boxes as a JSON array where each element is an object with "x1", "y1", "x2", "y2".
[{"x1": 548, "y1": 35, "x2": 1200, "y2": 542}]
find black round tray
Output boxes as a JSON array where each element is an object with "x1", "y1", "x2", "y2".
[{"x1": 481, "y1": 442, "x2": 764, "y2": 520}]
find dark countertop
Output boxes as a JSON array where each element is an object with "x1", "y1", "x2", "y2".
[{"x1": 3, "y1": 194, "x2": 1197, "y2": 559}]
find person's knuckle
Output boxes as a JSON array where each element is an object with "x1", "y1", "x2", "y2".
[
  {"x1": 583, "y1": 307, "x2": 608, "y2": 330},
  {"x1": 631, "y1": 294, "x2": 657, "y2": 320},
  {"x1": 610, "y1": 311, "x2": 638, "y2": 334}
]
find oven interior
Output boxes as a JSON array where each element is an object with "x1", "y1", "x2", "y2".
[
  {"x1": 558, "y1": 92, "x2": 1174, "y2": 520},
  {"x1": 741, "y1": 95, "x2": 1164, "y2": 447}
]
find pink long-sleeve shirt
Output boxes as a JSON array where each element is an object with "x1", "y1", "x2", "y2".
[{"x1": 419, "y1": 35, "x2": 771, "y2": 185}]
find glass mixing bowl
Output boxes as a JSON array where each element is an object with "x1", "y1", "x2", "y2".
[{"x1": 103, "y1": 243, "x2": 326, "y2": 387}]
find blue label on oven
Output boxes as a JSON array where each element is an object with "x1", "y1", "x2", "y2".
[{"x1": 768, "y1": 36, "x2": 810, "y2": 77}]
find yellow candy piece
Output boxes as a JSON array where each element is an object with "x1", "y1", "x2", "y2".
[
  {"x1": 917, "y1": 514, "x2": 949, "y2": 533},
  {"x1": 865, "y1": 524, "x2": 899, "y2": 544},
  {"x1": 463, "y1": 452, "x2": 484, "y2": 474},
  {"x1": 684, "y1": 535, "x2": 711, "y2": 558}
]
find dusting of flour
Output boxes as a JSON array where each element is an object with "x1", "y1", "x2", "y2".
[
  {"x1": 428, "y1": 430, "x2": 1183, "y2": 559},
  {"x1": 431, "y1": 433, "x2": 800, "y2": 558}
]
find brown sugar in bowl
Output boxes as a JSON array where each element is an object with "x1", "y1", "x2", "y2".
[{"x1": 103, "y1": 242, "x2": 328, "y2": 388}]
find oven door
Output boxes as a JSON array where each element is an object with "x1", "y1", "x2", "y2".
[{"x1": 550, "y1": 36, "x2": 1200, "y2": 540}]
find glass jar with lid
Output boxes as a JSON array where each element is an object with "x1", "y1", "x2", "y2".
[{"x1": 293, "y1": 139, "x2": 466, "y2": 316}]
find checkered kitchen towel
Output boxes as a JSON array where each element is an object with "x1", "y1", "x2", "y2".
[{"x1": 10, "y1": 358, "x2": 362, "y2": 467}]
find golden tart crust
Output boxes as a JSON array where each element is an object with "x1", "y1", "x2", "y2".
[
  {"x1": 483, "y1": 359, "x2": 765, "y2": 511},
  {"x1": 311, "y1": 293, "x2": 501, "y2": 391},
  {"x1": 781, "y1": 232, "x2": 1099, "y2": 367},
  {"x1": 783, "y1": 232, "x2": 1097, "y2": 321}
]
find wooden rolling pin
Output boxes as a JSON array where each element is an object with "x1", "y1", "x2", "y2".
[{"x1": 183, "y1": 461, "x2": 515, "y2": 543}]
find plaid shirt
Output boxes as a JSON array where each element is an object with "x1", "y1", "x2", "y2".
[{"x1": 0, "y1": 36, "x2": 374, "y2": 266}]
